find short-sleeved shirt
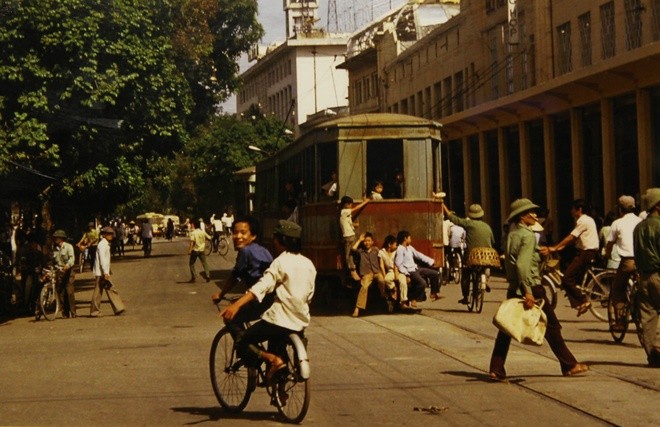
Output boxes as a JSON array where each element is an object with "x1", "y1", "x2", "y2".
[
  {"x1": 608, "y1": 213, "x2": 642, "y2": 258},
  {"x1": 355, "y1": 246, "x2": 380, "y2": 276},
  {"x1": 449, "y1": 224, "x2": 466, "y2": 248},
  {"x1": 339, "y1": 208, "x2": 355, "y2": 238},
  {"x1": 571, "y1": 214, "x2": 599, "y2": 250},
  {"x1": 250, "y1": 251, "x2": 316, "y2": 331},
  {"x1": 82, "y1": 229, "x2": 100, "y2": 247},
  {"x1": 190, "y1": 228, "x2": 208, "y2": 252},
  {"x1": 378, "y1": 248, "x2": 396, "y2": 273},
  {"x1": 233, "y1": 243, "x2": 273, "y2": 286}
]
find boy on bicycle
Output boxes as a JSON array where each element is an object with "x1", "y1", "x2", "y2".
[
  {"x1": 212, "y1": 216, "x2": 273, "y2": 336},
  {"x1": 220, "y1": 220, "x2": 316, "y2": 382}
]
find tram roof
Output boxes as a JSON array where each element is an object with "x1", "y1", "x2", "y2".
[{"x1": 255, "y1": 113, "x2": 442, "y2": 170}]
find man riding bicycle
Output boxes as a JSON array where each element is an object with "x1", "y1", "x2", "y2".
[
  {"x1": 220, "y1": 220, "x2": 316, "y2": 382},
  {"x1": 442, "y1": 202, "x2": 496, "y2": 304}
]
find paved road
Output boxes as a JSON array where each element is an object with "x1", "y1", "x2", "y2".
[{"x1": 0, "y1": 238, "x2": 657, "y2": 426}]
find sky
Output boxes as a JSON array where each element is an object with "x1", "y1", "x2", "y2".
[{"x1": 221, "y1": 1, "x2": 405, "y2": 113}]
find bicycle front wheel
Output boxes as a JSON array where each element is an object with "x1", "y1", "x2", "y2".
[
  {"x1": 607, "y1": 295, "x2": 629, "y2": 343},
  {"x1": 209, "y1": 328, "x2": 254, "y2": 413},
  {"x1": 541, "y1": 275, "x2": 558, "y2": 309},
  {"x1": 39, "y1": 283, "x2": 59, "y2": 321},
  {"x1": 586, "y1": 270, "x2": 614, "y2": 322},
  {"x1": 275, "y1": 336, "x2": 310, "y2": 424},
  {"x1": 218, "y1": 237, "x2": 230, "y2": 256},
  {"x1": 205, "y1": 239, "x2": 213, "y2": 256}
]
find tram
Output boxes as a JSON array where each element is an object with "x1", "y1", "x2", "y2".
[{"x1": 252, "y1": 113, "x2": 444, "y2": 289}]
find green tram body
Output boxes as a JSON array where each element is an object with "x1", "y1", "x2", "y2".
[{"x1": 252, "y1": 113, "x2": 444, "y2": 285}]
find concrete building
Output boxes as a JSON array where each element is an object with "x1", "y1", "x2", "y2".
[
  {"x1": 236, "y1": 1, "x2": 350, "y2": 134},
  {"x1": 339, "y1": 0, "x2": 660, "y2": 240}
]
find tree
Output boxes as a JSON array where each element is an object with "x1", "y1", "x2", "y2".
[
  {"x1": 173, "y1": 111, "x2": 292, "y2": 216},
  {"x1": 0, "y1": 0, "x2": 264, "y2": 222}
]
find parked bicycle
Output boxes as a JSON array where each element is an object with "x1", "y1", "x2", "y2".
[
  {"x1": 540, "y1": 255, "x2": 613, "y2": 321},
  {"x1": 210, "y1": 299, "x2": 310, "y2": 423},
  {"x1": 607, "y1": 272, "x2": 644, "y2": 345},
  {"x1": 36, "y1": 266, "x2": 60, "y2": 321}
]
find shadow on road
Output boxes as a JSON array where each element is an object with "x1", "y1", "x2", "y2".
[
  {"x1": 442, "y1": 370, "x2": 525, "y2": 384},
  {"x1": 170, "y1": 406, "x2": 278, "y2": 424},
  {"x1": 581, "y1": 360, "x2": 648, "y2": 368}
]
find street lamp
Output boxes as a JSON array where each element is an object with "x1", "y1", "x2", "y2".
[{"x1": 248, "y1": 145, "x2": 274, "y2": 156}]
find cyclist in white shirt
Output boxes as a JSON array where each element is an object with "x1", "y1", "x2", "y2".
[
  {"x1": 606, "y1": 195, "x2": 642, "y2": 330},
  {"x1": 221, "y1": 220, "x2": 316, "y2": 383},
  {"x1": 549, "y1": 199, "x2": 599, "y2": 316}
]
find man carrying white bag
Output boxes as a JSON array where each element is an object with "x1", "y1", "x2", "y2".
[{"x1": 489, "y1": 199, "x2": 588, "y2": 381}]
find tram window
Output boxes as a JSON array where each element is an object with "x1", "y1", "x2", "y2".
[
  {"x1": 317, "y1": 142, "x2": 337, "y2": 201},
  {"x1": 367, "y1": 139, "x2": 403, "y2": 198}
]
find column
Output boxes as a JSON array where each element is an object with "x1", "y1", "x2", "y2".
[
  {"x1": 570, "y1": 108, "x2": 584, "y2": 197},
  {"x1": 498, "y1": 127, "x2": 509, "y2": 226},
  {"x1": 519, "y1": 121, "x2": 532, "y2": 197},
  {"x1": 462, "y1": 136, "x2": 471, "y2": 207},
  {"x1": 601, "y1": 98, "x2": 616, "y2": 212},
  {"x1": 543, "y1": 115, "x2": 557, "y2": 241},
  {"x1": 479, "y1": 132, "x2": 489, "y2": 221},
  {"x1": 637, "y1": 89, "x2": 653, "y2": 191}
]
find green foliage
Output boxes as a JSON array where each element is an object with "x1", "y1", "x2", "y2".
[
  {"x1": 172, "y1": 111, "x2": 292, "y2": 216},
  {"x1": 0, "y1": 0, "x2": 264, "y2": 221}
]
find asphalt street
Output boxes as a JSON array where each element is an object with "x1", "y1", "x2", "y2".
[{"x1": 0, "y1": 238, "x2": 658, "y2": 426}]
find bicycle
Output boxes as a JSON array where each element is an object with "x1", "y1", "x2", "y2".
[
  {"x1": 36, "y1": 267, "x2": 60, "y2": 321},
  {"x1": 465, "y1": 266, "x2": 488, "y2": 313},
  {"x1": 209, "y1": 301, "x2": 310, "y2": 423},
  {"x1": 445, "y1": 247, "x2": 463, "y2": 285},
  {"x1": 607, "y1": 272, "x2": 644, "y2": 345},
  {"x1": 206, "y1": 233, "x2": 231, "y2": 257},
  {"x1": 540, "y1": 255, "x2": 613, "y2": 321},
  {"x1": 77, "y1": 247, "x2": 88, "y2": 273}
]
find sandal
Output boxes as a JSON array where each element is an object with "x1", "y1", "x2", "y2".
[
  {"x1": 576, "y1": 302, "x2": 591, "y2": 317},
  {"x1": 267, "y1": 360, "x2": 287, "y2": 384}
]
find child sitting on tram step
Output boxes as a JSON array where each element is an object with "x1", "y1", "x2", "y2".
[
  {"x1": 351, "y1": 232, "x2": 388, "y2": 318},
  {"x1": 339, "y1": 196, "x2": 370, "y2": 282},
  {"x1": 378, "y1": 234, "x2": 409, "y2": 310}
]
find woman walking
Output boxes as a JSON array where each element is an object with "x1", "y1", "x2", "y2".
[{"x1": 489, "y1": 199, "x2": 588, "y2": 380}]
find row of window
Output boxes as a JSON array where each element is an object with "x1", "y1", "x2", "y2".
[
  {"x1": 352, "y1": 72, "x2": 379, "y2": 105},
  {"x1": 267, "y1": 85, "x2": 294, "y2": 122},
  {"x1": 239, "y1": 59, "x2": 293, "y2": 105},
  {"x1": 557, "y1": 0, "x2": 658, "y2": 76},
  {"x1": 391, "y1": 27, "x2": 459, "y2": 84}
]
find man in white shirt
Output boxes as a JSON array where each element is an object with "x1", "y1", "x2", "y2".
[
  {"x1": 141, "y1": 219, "x2": 153, "y2": 256},
  {"x1": 606, "y1": 195, "x2": 643, "y2": 329},
  {"x1": 549, "y1": 199, "x2": 599, "y2": 316},
  {"x1": 221, "y1": 220, "x2": 316, "y2": 382},
  {"x1": 90, "y1": 227, "x2": 125, "y2": 317}
]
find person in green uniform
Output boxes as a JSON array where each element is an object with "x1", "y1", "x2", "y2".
[
  {"x1": 442, "y1": 202, "x2": 496, "y2": 304},
  {"x1": 633, "y1": 188, "x2": 660, "y2": 367},
  {"x1": 489, "y1": 198, "x2": 588, "y2": 380}
]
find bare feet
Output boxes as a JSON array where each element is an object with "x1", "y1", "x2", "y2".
[{"x1": 352, "y1": 307, "x2": 360, "y2": 318}]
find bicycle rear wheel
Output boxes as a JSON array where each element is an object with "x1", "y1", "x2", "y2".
[
  {"x1": 541, "y1": 275, "x2": 558, "y2": 309},
  {"x1": 218, "y1": 237, "x2": 230, "y2": 256},
  {"x1": 275, "y1": 335, "x2": 310, "y2": 424},
  {"x1": 630, "y1": 288, "x2": 645, "y2": 349},
  {"x1": 205, "y1": 239, "x2": 213, "y2": 256},
  {"x1": 607, "y1": 296, "x2": 629, "y2": 343},
  {"x1": 475, "y1": 275, "x2": 485, "y2": 314},
  {"x1": 209, "y1": 328, "x2": 255, "y2": 413},
  {"x1": 39, "y1": 283, "x2": 59, "y2": 321},
  {"x1": 586, "y1": 270, "x2": 614, "y2": 322},
  {"x1": 467, "y1": 271, "x2": 477, "y2": 312}
]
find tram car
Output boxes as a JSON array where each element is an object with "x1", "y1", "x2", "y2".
[{"x1": 252, "y1": 113, "x2": 445, "y2": 291}]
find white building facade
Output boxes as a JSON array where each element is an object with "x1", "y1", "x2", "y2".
[{"x1": 236, "y1": 1, "x2": 350, "y2": 134}]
